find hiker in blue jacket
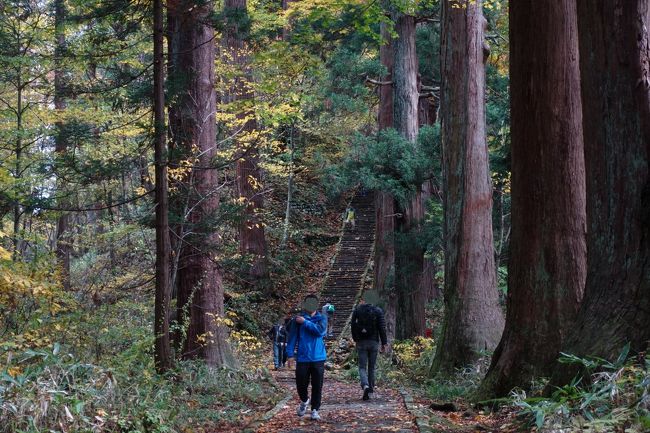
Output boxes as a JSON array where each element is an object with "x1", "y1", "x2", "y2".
[{"x1": 286, "y1": 294, "x2": 327, "y2": 421}]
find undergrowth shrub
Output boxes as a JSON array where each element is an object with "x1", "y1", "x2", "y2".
[
  {"x1": 389, "y1": 337, "x2": 435, "y2": 383},
  {"x1": 512, "y1": 346, "x2": 650, "y2": 432},
  {"x1": 1, "y1": 343, "x2": 282, "y2": 433}
]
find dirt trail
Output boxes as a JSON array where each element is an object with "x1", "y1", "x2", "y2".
[{"x1": 254, "y1": 369, "x2": 417, "y2": 433}]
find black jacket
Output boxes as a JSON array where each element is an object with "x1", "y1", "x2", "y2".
[
  {"x1": 351, "y1": 304, "x2": 387, "y2": 345},
  {"x1": 268, "y1": 324, "x2": 287, "y2": 344}
]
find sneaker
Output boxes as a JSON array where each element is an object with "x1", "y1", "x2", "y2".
[
  {"x1": 311, "y1": 409, "x2": 321, "y2": 420},
  {"x1": 297, "y1": 398, "x2": 310, "y2": 416},
  {"x1": 362, "y1": 385, "x2": 370, "y2": 401}
]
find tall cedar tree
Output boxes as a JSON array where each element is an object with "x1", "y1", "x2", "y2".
[
  {"x1": 169, "y1": 0, "x2": 235, "y2": 366},
  {"x1": 432, "y1": 0, "x2": 504, "y2": 374},
  {"x1": 392, "y1": 11, "x2": 427, "y2": 339},
  {"x1": 153, "y1": 0, "x2": 172, "y2": 372},
  {"x1": 222, "y1": 0, "x2": 269, "y2": 285},
  {"x1": 477, "y1": 0, "x2": 586, "y2": 397},
  {"x1": 375, "y1": 22, "x2": 397, "y2": 346},
  {"x1": 54, "y1": 0, "x2": 71, "y2": 288},
  {"x1": 549, "y1": 0, "x2": 650, "y2": 386}
]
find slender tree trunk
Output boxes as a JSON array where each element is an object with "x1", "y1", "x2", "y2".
[
  {"x1": 432, "y1": 0, "x2": 504, "y2": 374},
  {"x1": 477, "y1": 0, "x2": 586, "y2": 398},
  {"x1": 281, "y1": 0, "x2": 292, "y2": 40},
  {"x1": 375, "y1": 22, "x2": 397, "y2": 346},
  {"x1": 171, "y1": 0, "x2": 236, "y2": 367},
  {"x1": 392, "y1": 12, "x2": 426, "y2": 339},
  {"x1": 54, "y1": 0, "x2": 71, "y2": 288},
  {"x1": 281, "y1": 124, "x2": 295, "y2": 248},
  {"x1": 549, "y1": 0, "x2": 650, "y2": 387},
  {"x1": 153, "y1": 0, "x2": 172, "y2": 373},
  {"x1": 223, "y1": 0, "x2": 269, "y2": 285},
  {"x1": 13, "y1": 84, "x2": 22, "y2": 261}
]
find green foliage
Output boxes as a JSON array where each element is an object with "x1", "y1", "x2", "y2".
[
  {"x1": 511, "y1": 346, "x2": 650, "y2": 432},
  {"x1": 328, "y1": 125, "x2": 441, "y2": 205},
  {"x1": 0, "y1": 343, "x2": 281, "y2": 433}
]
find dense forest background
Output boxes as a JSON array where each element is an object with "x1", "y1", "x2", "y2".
[{"x1": 0, "y1": 0, "x2": 649, "y2": 432}]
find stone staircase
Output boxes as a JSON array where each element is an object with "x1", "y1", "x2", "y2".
[{"x1": 320, "y1": 192, "x2": 375, "y2": 339}]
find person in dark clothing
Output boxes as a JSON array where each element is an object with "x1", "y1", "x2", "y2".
[
  {"x1": 281, "y1": 311, "x2": 294, "y2": 366},
  {"x1": 286, "y1": 294, "x2": 328, "y2": 421},
  {"x1": 351, "y1": 290, "x2": 388, "y2": 401},
  {"x1": 268, "y1": 319, "x2": 288, "y2": 369}
]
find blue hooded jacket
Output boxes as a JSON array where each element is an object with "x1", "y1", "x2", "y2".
[{"x1": 286, "y1": 312, "x2": 327, "y2": 362}]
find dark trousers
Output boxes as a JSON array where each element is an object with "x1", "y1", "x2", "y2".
[
  {"x1": 295, "y1": 361, "x2": 325, "y2": 410},
  {"x1": 357, "y1": 340, "x2": 379, "y2": 391}
]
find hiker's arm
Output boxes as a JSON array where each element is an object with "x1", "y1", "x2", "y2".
[
  {"x1": 302, "y1": 318, "x2": 327, "y2": 336},
  {"x1": 377, "y1": 309, "x2": 388, "y2": 346},
  {"x1": 351, "y1": 310, "x2": 359, "y2": 341}
]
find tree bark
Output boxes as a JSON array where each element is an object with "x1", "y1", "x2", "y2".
[
  {"x1": 153, "y1": 0, "x2": 172, "y2": 373},
  {"x1": 12, "y1": 78, "x2": 22, "y2": 261},
  {"x1": 395, "y1": 186, "x2": 426, "y2": 339},
  {"x1": 477, "y1": 0, "x2": 586, "y2": 398},
  {"x1": 54, "y1": 0, "x2": 71, "y2": 287},
  {"x1": 548, "y1": 0, "x2": 650, "y2": 387},
  {"x1": 280, "y1": 124, "x2": 295, "y2": 248},
  {"x1": 170, "y1": 0, "x2": 236, "y2": 367},
  {"x1": 392, "y1": 11, "x2": 427, "y2": 339},
  {"x1": 432, "y1": 0, "x2": 504, "y2": 374},
  {"x1": 375, "y1": 22, "x2": 397, "y2": 346},
  {"x1": 222, "y1": 0, "x2": 269, "y2": 285}
]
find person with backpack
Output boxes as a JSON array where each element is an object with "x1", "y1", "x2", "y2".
[
  {"x1": 321, "y1": 302, "x2": 335, "y2": 338},
  {"x1": 351, "y1": 290, "x2": 387, "y2": 401},
  {"x1": 268, "y1": 319, "x2": 288, "y2": 370},
  {"x1": 286, "y1": 294, "x2": 328, "y2": 421}
]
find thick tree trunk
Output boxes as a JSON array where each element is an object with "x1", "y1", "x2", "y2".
[
  {"x1": 392, "y1": 12, "x2": 427, "y2": 339},
  {"x1": 375, "y1": 22, "x2": 397, "y2": 346},
  {"x1": 432, "y1": 0, "x2": 504, "y2": 374},
  {"x1": 171, "y1": 0, "x2": 235, "y2": 367},
  {"x1": 549, "y1": 0, "x2": 650, "y2": 387},
  {"x1": 395, "y1": 187, "x2": 427, "y2": 339},
  {"x1": 223, "y1": 0, "x2": 269, "y2": 285},
  {"x1": 54, "y1": 0, "x2": 71, "y2": 288},
  {"x1": 477, "y1": 0, "x2": 586, "y2": 398},
  {"x1": 153, "y1": 0, "x2": 172, "y2": 373},
  {"x1": 393, "y1": 13, "x2": 419, "y2": 144}
]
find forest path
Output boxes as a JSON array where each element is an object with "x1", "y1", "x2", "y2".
[
  {"x1": 252, "y1": 369, "x2": 418, "y2": 433},
  {"x1": 320, "y1": 191, "x2": 375, "y2": 339}
]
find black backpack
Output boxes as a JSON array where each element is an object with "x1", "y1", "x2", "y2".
[{"x1": 352, "y1": 304, "x2": 376, "y2": 338}]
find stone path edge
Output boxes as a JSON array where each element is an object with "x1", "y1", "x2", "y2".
[{"x1": 242, "y1": 393, "x2": 293, "y2": 433}]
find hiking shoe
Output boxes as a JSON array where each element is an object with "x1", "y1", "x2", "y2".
[
  {"x1": 297, "y1": 398, "x2": 310, "y2": 416},
  {"x1": 311, "y1": 409, "x2": 321, "y2": 420},
  {"x1": 363, "y1": 385, "x2": 370, "y2": 401}
]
